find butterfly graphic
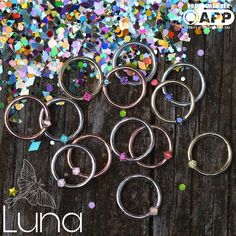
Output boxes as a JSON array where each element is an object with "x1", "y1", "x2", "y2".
[{"x1": 5, "y1": 159, "x2": 56, "y2": 209}]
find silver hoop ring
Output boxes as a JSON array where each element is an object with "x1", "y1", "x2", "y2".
[
  {"x1": 102, "y1": 66, "x2": 147, "y2": 109},
  {"x1": 51, "y1": 144, "x2": 96, "y2": 188},
  {"x1": 112, "y1": 42, "x2": 157, "y2": 85},
  {"x1": 38, "y1": 97, "x2": 84, "y2": 142},
  {"x1": 161, "y1": 63, "x2": 206, "y2": 106},
  {"x1": 151, "y1": 80, "x2": 195, "y2": 125},
  {"x1": 58, "y1": 56, "x2": 103, "y2": 100},
  {"x1": 110, "y1": 117, "x2": 155, "y2": 161},
  {"x1": 188, "y1": 133, "x2": 232, "y2": 176},
  {"x1": 116, "y1": 175, "x2": 162, "y2": 219},
  {"x1": 67, "y1": 134, "x2": 112, "y2": 178},
  {"x1": 4, "y1": 95, "x2": 51, "y2": 140},
  {"x1": 128, "y1": 125, "x2": 173, "y2": 168}
]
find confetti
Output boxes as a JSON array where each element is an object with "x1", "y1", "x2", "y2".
[
  {"x1": 9, "y1": 187, "x2": 18, "y2": 197},
  {"x1": 0, "y1": 0, "x2": 228, "y2": 104},
  {"x1": 197, "y1": 49, "x2": 204, "y2": 57},
  {"x1": 151, "y1": 79, "x2": 158, "y2": 86},
  {"x1": 83, "y1": 92, "x2": 92, "y2": 102},
  {"x1": 119, "y1": 110, "x2": 127, "y2": 118},
  {"x1": 28, "y1": 141, "x2": 41, "y2": 152},
  {"x1": 60, "y1": 134, "x2": 69, "y2": 144},
  {"x1": 88, "y1": 202, "x2": 96, "y2": 209},
  {"x1": 178, "y1": 183, "x2": 186, "y2": 191}
]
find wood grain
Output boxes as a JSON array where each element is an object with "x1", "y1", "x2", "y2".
[{"x1": 0, "y1": 9, "x2": 235, "y2": 236}]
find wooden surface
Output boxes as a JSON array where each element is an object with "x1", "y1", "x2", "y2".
[{"x1": 0, "y1": 15, "x2": 236, "y2": 236}]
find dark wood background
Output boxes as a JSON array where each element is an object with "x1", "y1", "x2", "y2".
[{"x1": 0, "y1": 6, "x2": 235, "y2": 236}]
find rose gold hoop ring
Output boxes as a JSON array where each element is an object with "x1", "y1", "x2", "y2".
[
  {"x1": 128, "y1": 125, "x2": 173, "y2": 168},
  {"x1": 4, "y1": 95, "x2": 51, "y2": 140},
  {"x1": 67, "y1": 134, "x2": 112, "y2": 178}
]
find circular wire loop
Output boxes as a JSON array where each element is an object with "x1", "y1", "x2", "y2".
[
  {"x1": 151, "y1": 80, "x2": 195, "y2": 124},
  {"x1": 58, "y1": 56, "x2": 103, "y2": 100},
  {"x1": 110, "y1": 117, "x2": 155, "y2": 161},
  {"x1": 51, "y1": 144, "x2": 96, "y2": 188},
  {"x1": 161, "y1": 63, "x2": 206, "y2": 106},
  {"x1": 4, "y1": 95, "x2": 51, "y2": 140},
  {"x1": 102, "y1": 66, "x2": 147, "y2": 109},
  {"x1": 112, "y1": 42, "x2": 157, "y2": 85},
  {"x1": 188, "y1": 133, "x2": 232, "y2": 176},
  {"x1": 38, "y1": 97, "x2": 84, "y2": 142},
  {"x1": 116, "y1": 175, "x2": 162, "y2": 219},
  {"x1": 128, "y1": 125, "x2": 173, "y2": 168},
  {"x1": 67, "y1": 134, "x2": 112, "y2": 178}
]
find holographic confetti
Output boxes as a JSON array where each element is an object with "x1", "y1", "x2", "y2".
[
  {"x1": 28, "y1": 141, "x2": 42, "y2": 152},
  {"x1": 0, "y1": 0, "x2": 232, "y2": 102}
]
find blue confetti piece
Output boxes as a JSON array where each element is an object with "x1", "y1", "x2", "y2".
[{"x1": 28, "y1": 141, "x2": 41, "y2": 152}]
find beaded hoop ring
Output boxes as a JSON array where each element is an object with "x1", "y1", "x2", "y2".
[
  {"x1": 116, "y1": 175, "x2": 162, "y2": 219},
  {"x1": 151, "y1": 80, "x2": 195, "y2": 125},
  {"x1": 67, "y1": 134, "x2": 112, "y2": 178},
  {"x1": 39, "y1": 97, "x2": 84, "y2": 143},
  {"x1": 161, "y1": 63, "x2": 206, "y2": 106},
  {"x1": 51, "y1": 144, "x2": 96, "y2": 188},
  {"x1": 4, "y1": 95, "x2": 51, "y2": 140},
  {"x1": 103, "y1": 66, "x2": 147, "y2": 109},
  {"x1": 112, "y1": 42, "x2": 157, "y2": 85},
  {"x1": 110, "y1": 117, "x2": 155, "y2": 161},
  {"x1": 188, "y1": 132, "x2": 232, "y2": 176},
  {"x1": 58, "y1": 56, "x2": 103, "y2": 101},
  {"x1": 128, "y1": 125, "x2": 173, "y2": 168}
]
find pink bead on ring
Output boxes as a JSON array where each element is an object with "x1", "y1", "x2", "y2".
[{"x1": 128, "y1": 125, "x2": 173, "y2": 168}]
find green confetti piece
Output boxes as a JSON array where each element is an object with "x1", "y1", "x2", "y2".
[
  {"x1": 21, "y1": 38, "x2": 28, "y2": 46},
  {"x1": 107, "y1": 65, "x2": 113, "y2": 71},
  {"x1": 78, "y1": 61, "x2": 84, "y2": 69},
  {"x1": 0, "y1": 102, "x2": 5, "y2": 109},
  {"x1": 55, "y1": 1, "x2": 63, "y2": 7},
  {"x1": 119, "y1": 110, "x2": 127, "y2": 118},
  {"x1": 203, "y1": 28, "x2": 210, "y2": 35},
  {"x1": 179, "y1": 183, "x2": 186, "y2": 191},
  {"x1": 51, "y1": 47, "x2": 58, "y2": 57}
]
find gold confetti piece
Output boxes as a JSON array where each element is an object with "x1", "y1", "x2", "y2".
[
  {"x1": 45, "y1": 95, "x2": 53, "y2": 102},
  {"x1": 146, "y1": 9, "x2": 152, "y2": 17},
  {"x1": 138, "y1": 61, "x2": 146, "y2": 70},
  {"x1": 124, "y1": 35, "x2": 131, "y2": 42},
  {"x1": 9, "y1": 187, "x2": 17, "y2": 197},
  {"x1": 15, "y1": 103, "x2": 24, "y2": 111},
  {"x1": 119, "y1": 17, "x2": 130, "y2": 31},
  {"x1": 56, "y1": 101, "x2": 65, "y2": 106},
  {"x1": 158, "y1": 39, "x2": 169, "y2": 48}
]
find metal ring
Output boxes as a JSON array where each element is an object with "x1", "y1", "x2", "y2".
[
  {"x1": 161, "y1": 63, "x2": 206, "y2": 106},
  {"x1": 151, "y1": 80, "x2": 195, "y2": 125},
  {"x1": 38, "y1": 97, "x2": 84, "y2": 142},
  {"x1": 51, "y1": 144, "x2": 96, "y2": 188},
  {"x1": 4, "y1": 95, "x2": 51, "y2": 140},
  {"x1": 128, "y1": 125, "x2": 173, "y2": 168},
  {"x1": 116, "y1": 175, "x2": 162, "y2": 219},
  {"x1": 112, "y1": 42, "x2": 157, "y2": 85},
  {"x1": 67, "y1": 134, "x2": 112, "y2": 178},
  {"x1": 110, "y1": 117, "x2": 155, "y2": 161},
  {"x1": 188, "y1": 133, "x2": 232, "y2": 176},
  {"x1": 58, "y1": 56, "x2": 103, "y2": 100},
  {"x1": 102, "y1": 66, "x2": 147, "y2": 109}
]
